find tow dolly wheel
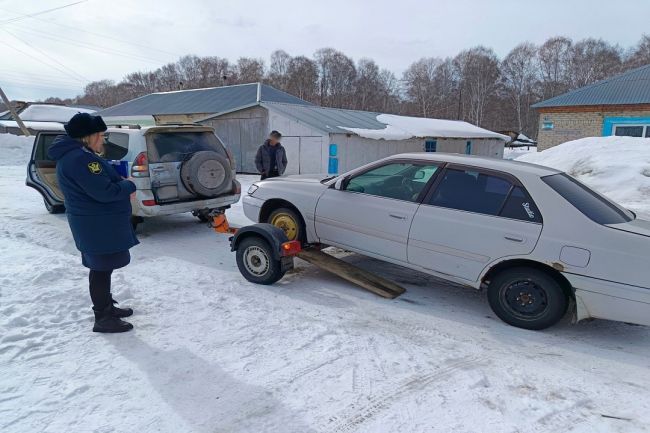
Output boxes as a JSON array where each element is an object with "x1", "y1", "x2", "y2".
[{"x1": 235, "y1": 236, "x2": 286, "y2": 285}]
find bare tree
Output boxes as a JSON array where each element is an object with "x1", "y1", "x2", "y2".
[
  {"x1": 233, "y1": 57, "x2": 265, "y2": 84},
  {"x1": 537, "y1": 36, "x2": 573, "y2": 98},
  {"x1": 454, "y1": 46, "x2": 500, "y2": 126},
  {"x1": 402, "y1": 57, "x2": 441, "y2": 117},
  {"x1": 268, "y1": 50, "x2": 292, "y2": 90},
  {"x1": 286, "y1": 56, "x2": 318, "y2": 102},
  {"x1": 314, "y1": 48, "x2": 356, "y2": 108},
  {"x1": 624, "y1": 34, "x2": 650, "y2": 69},
  {"x1": 568, "y1": 38, "x2": 622, "y2": 87},
  {"x1": 501, "y1": 42, "x2": 539, "y2": 132}
]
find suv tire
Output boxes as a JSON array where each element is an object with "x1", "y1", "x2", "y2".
[
  {"x1": 180, "y1": 151, "x2": 232, "y2": 197},
  {"x1": 487, "y1": 267, "x2": 569, "y2": 330}
]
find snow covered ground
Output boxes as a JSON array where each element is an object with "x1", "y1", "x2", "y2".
[
  {"x1": 1, "y1": 134, "x2": 650, "y2": 433},
  {"x1": 517, "y1": 136, "x2": 650, "y2": 219}
]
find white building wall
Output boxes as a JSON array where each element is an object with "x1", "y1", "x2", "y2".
[{"x1": 328, "y1": 135, "x2": 505, "y2": 174}]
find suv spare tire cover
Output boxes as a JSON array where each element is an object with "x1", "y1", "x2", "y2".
[{"x1": 180, "y1": 151, "x2": 232, "y2": 197}]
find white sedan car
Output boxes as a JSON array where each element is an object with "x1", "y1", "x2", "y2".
[{"x1": 243, "y1": 153, "x2": 650, "y2": 330}]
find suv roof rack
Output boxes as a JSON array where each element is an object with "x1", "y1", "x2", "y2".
[{"x1": 107, "y1": 124, "x2": 142, "y2": 129}]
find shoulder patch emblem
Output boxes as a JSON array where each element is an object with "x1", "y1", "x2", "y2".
[{"x1": 87, "y1": 161, "x2": 102, "y2": 174}]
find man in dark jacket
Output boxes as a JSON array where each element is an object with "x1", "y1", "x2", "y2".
[
  {"x1": 48, "y1": 113, "x2": 137, "y2": 333},
  {"x1": 255, "y1": 130, "x2": 287, "y2": 180}
]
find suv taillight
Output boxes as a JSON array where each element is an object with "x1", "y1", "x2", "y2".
[{"x1": 131, "y1": 152, "x2": 149, "y2": 177}]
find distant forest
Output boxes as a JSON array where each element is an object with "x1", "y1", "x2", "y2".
[{"x1": 42, "y1": 34, "x2": 650, "y2": 138}]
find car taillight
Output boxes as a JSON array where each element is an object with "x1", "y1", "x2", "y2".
[
  {"x1": 142, "y1": 199, "x2": 156, "y2": 206},
  {"x1": 131, "y1": 152, "x2": 149, "y2": 177}
]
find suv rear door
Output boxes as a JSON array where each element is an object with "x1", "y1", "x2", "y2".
[
  {"x1": 408, "y1": 165, "x2": 543, "y2": 282},
  {"x1": 26, "y1": 131, "x2": 65, "y2": 210},
  {"x1": 145, "y1": 127, "x2": 233, "y2": 203}
]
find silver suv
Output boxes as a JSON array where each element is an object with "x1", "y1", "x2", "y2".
[{"x1": 26, "y1": 123, "x2": 241, "y2": 228}]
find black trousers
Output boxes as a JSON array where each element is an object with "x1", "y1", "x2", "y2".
[{"x1": 89, "y1": 269, "x2": 113, "y2": 311}]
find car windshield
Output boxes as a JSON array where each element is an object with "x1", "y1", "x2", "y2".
[
  {"x1": 147, "y1": 131, "x2": 226, "y2": 163},
  {"x1": 542, "y1": 173, "x2": 634, "y2": 225}
]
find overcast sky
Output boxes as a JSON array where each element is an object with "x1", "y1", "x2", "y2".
[{"x1": 1, "y1": 0, "x2": 649, "y2": 102}]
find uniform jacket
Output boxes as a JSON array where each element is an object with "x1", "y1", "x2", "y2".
[
  {"x1": 48, "y1": 135, "x2": 138, "y2": 255},
  {"x1": 255, "y1": 140, "x2": 287, "y2": 175}
]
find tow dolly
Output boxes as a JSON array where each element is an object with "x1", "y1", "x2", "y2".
[{"x1": 212, "y1": 212, "x2": 405, "y2": 299}]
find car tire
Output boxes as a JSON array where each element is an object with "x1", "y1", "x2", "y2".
[
  {"x1": 235, "y1": 236, "x2": 285, "y2": 285},
  {"x1": 487, "y1": 267, "x2": 568, "y2": 330},
  {"x1": 44, "y1": 198, "x2": 65, "y2": 214},
  {"x1": 180, "y1": 151, "x2": 232, "y2": 197},
  {"x1": 267, "y1": 207, "x2": 305, "y2": 243}
]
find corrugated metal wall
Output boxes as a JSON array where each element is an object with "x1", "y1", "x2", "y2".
[
  {"x1": 201, "y1": 106, "x2": 504, "y2": 175},
  {"x1": 201, "y1": 106, "x2": 268, "y2": 173}
]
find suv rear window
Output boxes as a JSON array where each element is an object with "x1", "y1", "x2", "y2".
[
  {"x1": 542, "y1": 173, "x2": 633, "y2": 224},
  {"x1": 147, "y1": 131, "x2": 226, "y2": 163}
]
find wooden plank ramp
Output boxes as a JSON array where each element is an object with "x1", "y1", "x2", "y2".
[{"x1": 296, "y1": 249, "x2": 406, "y2": 299}]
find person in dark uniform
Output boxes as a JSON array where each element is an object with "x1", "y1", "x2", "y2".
[
  {"x1": 255, "y1": 130, "x2": 287, "y2": 180},
  {"x1": 48, "y1": 113, "x2": 138, "y2": 333}
]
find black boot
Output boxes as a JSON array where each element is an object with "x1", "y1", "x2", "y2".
[
  {"x1": 111, "y1": 297, "x2": 133, "y2": 318},
  {"x1": 93, "y1": 305, "x2": 133, "y2": 333}
]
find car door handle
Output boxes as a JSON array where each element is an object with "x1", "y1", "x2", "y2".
[
  {"x1": 389, "y1": 214, "x2": 407, "y2": 220},
  {"x1": 504, "y1": 235, "x2": 524, "y2": 243}
]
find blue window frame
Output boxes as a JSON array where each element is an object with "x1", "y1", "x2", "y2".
[
  {"x1": 602, "y1": 117, "x2": 650, "y2": 136},
  {"x1": 465, "y1": 141, "x2": 472, "y2": 155},
  {"x1": 424, "y1": 140, "x2": 437, "y2": 152}
]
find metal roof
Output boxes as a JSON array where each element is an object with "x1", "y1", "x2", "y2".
[
  {"x1": 532, "y1": 64, "x2": 650, "y2": 108},
  {"x1": 258, "y1": 102, "x2": 507, "y2": 140},
  {"x1": 98, "y1": 83, "x2": 311, "y2": 117},
  {"x1": 262, "y1": 102, "x2": 386, "y2": 134}
]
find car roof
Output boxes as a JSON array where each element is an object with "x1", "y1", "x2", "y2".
[{"x1": 387, "y1": 152, "x2": 561, "y2": 177}]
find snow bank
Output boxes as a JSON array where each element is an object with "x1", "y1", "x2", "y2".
[
  {"x1": 18, "y1": 104, "x2": 95, "y2": 122},
  {"x1": 517, "y1": 136, "x2": 650, "y2": 218},
  {"x1": 503, "y1": 146, "x2": 537, "y2": 160},
  {"x1": 340, "y1": 114, "x2": 509, "y2": 141},
  {"x1": 0, "y1": 133, "x2": 35, "y2": 166}
]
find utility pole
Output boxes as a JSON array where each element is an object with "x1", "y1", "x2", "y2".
[{"x1": 0, "y1": 86, "x2": 30, "y2": 136}]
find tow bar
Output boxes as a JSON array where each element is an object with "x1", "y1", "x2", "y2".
[{"x1": 214, "y1": 213, "x2": 405, "y2": 299}]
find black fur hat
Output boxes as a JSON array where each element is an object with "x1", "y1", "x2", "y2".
[{"x1": 64, "y1": 113, "x2": 107, "y2": 138}]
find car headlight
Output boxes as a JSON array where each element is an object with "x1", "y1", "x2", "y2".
[{"x1": 247, "y1": 184, "x2": 259, "y2": 195}]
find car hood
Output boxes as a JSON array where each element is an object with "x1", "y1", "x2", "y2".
[
  {"x1": 607, "y1": 218, "x2": 650, "y2": 238},
  {"x1": 265, "y1": 174, "x2": 331, "y2": 183}
]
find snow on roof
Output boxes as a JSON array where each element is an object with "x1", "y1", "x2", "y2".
[
  {"x1": 339, "y1": 114, "x2": 509, "y2": 141},
  {"x1": 517, "y1": 136, "x2": 650, "y2": 218},
  {"x1": 0, "y1": 120, "x2": 66, "y2": 131},
  {"x1": 17, "y1": 104, "x2": 95, "y2": 122}
]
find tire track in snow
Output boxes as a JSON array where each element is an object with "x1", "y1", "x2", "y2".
[{"x1": 323, "y1": 355, "x2": 483, "y2": 432}]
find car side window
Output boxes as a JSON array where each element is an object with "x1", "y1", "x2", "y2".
[
  {"x1": 345, "y1": 162, "x2": 439, "y2": 202},
  {"x1": 428, "y1": 168, "x2": 511, "y2": 215},
  {"x1": 500, "y1": 186, "x2": 542, "y2": 223},
  {"x1": 102, "y1": 132, "x2": 129, "y2": 160},
  {"x1": 428, "y1": 168, "x2": 542, "y2": 222}
]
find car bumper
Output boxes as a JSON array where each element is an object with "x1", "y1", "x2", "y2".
[
  {"x1": 132, "y1": 191, "x2": 241, "y2": 217},
  {"x1": 566, "y1": 273, "x2": 650, "y2": 327},
  {"x1": 243, "y1": 194, "x2": 264, "y2": 222}
]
